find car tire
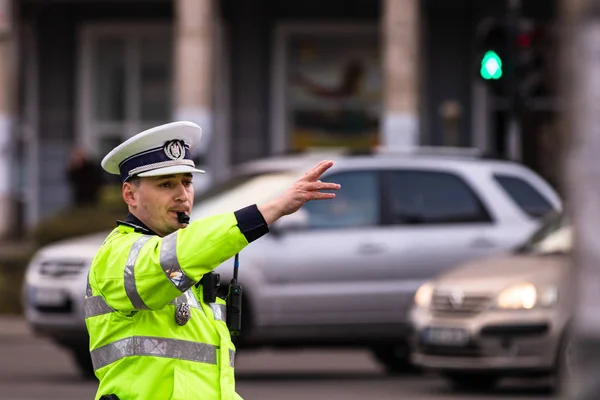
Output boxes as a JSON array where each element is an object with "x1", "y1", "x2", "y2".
[
  {"x1": 69, "y1": 346, "x2": 96, "y2": 380},
  {"x1": 443, "y1": 373, "x2": 499, "y2": 392},
  {"x1": 370, "y1": 344, "x2": 421, "y2": 375}
]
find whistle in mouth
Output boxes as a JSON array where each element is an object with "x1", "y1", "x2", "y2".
[{"x1": 177, "y1": 212, "x2": 190, "y2": 224}]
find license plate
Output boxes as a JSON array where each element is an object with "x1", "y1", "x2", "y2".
[
  {"x1": 422, "y1": 327, "x2": 470, "y2": 346},
  {"x1": 34, "y1": 288, "x2": 66, "y2": 306}
]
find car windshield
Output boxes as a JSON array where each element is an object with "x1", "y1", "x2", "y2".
[
  {"x1": 516, "y1": 212, "x2": 572, "y2": 255},
  {"x1": 189, "y1": 171, "x2": 298, "y2": 220}
]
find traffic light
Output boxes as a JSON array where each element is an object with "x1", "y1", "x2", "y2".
[
  {"x1": 515, "y1": 23, "x2": 552, "y2": 99},
  {"x1": 475, "y1": 19, "x2": 509, "y2": 94},
  {"x1": 475, "y1": 18, "x2": 552, "y2": 101},
  {"x1": 480, "y1": 50, "x2": 503, "y2": 80}
]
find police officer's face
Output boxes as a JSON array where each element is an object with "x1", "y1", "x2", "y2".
[{"x1": 123, "y1": 173, "x2": 195, "y2": 236}]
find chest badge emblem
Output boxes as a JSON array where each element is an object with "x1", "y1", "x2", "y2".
[{"x1": 175, "y1": 302, "x2": 191, "y2": 326}]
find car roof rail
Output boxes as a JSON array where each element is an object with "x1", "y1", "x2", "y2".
[
  {"x1": 257, "y1": 147, "x2": 509, "y2": 163},
  {"x1": 267, "y1": 147, "x2": 350, "y2": 158},
  {"x1": 373, "y1": 145, "x2": 484, "y2": 158},
  {"x1": 301, "y1": 147, "x2": 350, "y2": 156}
]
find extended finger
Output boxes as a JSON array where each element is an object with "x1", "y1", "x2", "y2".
[
  {"x1": 305, "y1": 181, "x2": 341, "y2": 191},
  {"x1": 307, "y1": 191, "x2": 336, "y2": 200},
  {"x1": 303, "y1": 160, "x2": 334, "y2": 182},
  {"x1": 302, "y1": 161, "x2": 329, "y2": 179}
]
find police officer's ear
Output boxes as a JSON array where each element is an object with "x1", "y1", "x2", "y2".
[
  {"x1": 122, "y1": 176, "x2": 141, "y2": 207},
  {"x1": 122, "y1": 183, "x2": 136, "y2": 207}
]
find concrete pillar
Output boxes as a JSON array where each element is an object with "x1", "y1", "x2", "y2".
[
  {"x1": 174, "y1": 0, "x2": 214, "y2": 159},
  {"x1": 0, "y1": 0, "x2": 15, "y2": 238},
  {"x1": 381, "y1": 0, "x2": 421, "y2": 149}
]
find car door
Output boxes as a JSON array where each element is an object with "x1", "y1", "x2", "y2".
[
  {"x1": 262, "y1": 169, "x2": 389, "y2": 328},
  {"x1": 373, "y1": 169, "x2": 505, "y2": 320}
]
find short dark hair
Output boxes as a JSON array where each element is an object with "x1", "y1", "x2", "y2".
[{"x1": 128, "y1": 176, "x2": 141, "y2": 187}]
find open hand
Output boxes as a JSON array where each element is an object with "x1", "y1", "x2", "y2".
[{"x1": 258, "y1": 160, "x2": 341, "y2": 224}]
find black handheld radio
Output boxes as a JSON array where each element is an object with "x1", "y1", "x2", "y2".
[{"x1": 226, "y1": 253, "x2": 243, "y2": 336}]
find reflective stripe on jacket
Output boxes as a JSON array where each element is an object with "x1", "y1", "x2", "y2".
[{"x1": 85, "y1": 209, "x2": 264, "y2": 400}]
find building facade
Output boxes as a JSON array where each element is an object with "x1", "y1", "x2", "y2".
[{"x1": 0, "y1": 0, "x2": 558, "y2": 236}]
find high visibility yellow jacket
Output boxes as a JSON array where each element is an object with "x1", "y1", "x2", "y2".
[{"x1": 84, "y1": 206, "x2": 268, "y2": 400}]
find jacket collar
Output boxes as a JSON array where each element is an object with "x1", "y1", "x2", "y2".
[{"x1": 116, "y1": 213, "x2": 159, "y2": 236}]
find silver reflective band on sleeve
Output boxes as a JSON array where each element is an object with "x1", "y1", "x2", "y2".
[
  {"x1": 229, "y1": 349, "x2": 235, "y2": 368},
  {"x1": 85, "y1": 296, "x2": 114, "y2": 318},
  {"x1": 209, "y1": 303, "x2": 226, "y2": 322},
  {"x1": 91, "y1": 336, "x2": 218, "y2": 371},
  {"x1": 160, "y1": 231, "x2": 195, "y2": 292},
  {"x1": 124, "y1": 235, "x2": 152, "y2": 310}
]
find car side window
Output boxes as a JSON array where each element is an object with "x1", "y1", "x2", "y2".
[
  {"x1": 387, "y1": 170, "x2": 492, "y2": 225},
  {"x1": 302, "y1": 171, "x2": 379, "y2": 229},
  {"x1": 493, "y1": 174, "x2": 554, "y2": 218}
]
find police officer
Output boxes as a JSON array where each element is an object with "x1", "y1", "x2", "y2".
[{"x1": 85, "y1": 121, "x2": 340, "y2": 400}]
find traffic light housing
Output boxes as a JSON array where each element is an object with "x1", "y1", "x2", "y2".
[
  {"x1": 475, "y1": 19, "x2": 509, "y2": 94},
  {"x1": 515, "y1": 23, "x2": 552, "y2": 99}
]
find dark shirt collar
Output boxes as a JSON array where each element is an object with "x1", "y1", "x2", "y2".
[{"x1": 116, "y1": 213, "x2": 159, "y2": 236}]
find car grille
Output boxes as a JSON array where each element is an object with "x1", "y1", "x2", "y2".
[
  {"x1": 35, "y1": 298, "x2": 73, "y2": 314},
  {"x1": 431, "y1": 292, "x2": 491, "y2": 316},
  {"x1": 38, "y1": 260, "x2": 87, "y2": 278},
  {"x1": 418, "y1": 343, "x2": 483, "y2": 358}
]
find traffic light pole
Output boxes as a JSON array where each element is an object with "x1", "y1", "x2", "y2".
[
  {"x1": 563, "y1": 0, "x2": 600, "y2": 399},
  {"x1": 505, "y1": 0, "x2": 522, "y2": 161}
]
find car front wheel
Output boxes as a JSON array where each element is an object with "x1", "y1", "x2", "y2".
[
  {"x1": 555, "y1": 332, "x2": 574, "y2": 393},
  {"x1": 370, "y1": 344, "x2": 421, "y2": 375}
]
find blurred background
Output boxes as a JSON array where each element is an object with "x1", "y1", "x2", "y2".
[{"x1": 0, "y1": 0, "x2": 589, "y2": 399}]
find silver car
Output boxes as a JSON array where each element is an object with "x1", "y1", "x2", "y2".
[{"x1": 22, "y1": 149, "x2": 561, "y2": 376}]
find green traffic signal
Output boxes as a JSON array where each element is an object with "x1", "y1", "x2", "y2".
[{"x1": 480, "y1": 50, "x2": 503, "y2": 80}]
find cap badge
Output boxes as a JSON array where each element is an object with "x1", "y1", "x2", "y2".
[{"x1": 164, "y1": 140, "x2": 185, "y2": 160}]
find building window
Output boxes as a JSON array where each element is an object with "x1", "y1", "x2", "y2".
[
  {"x1": 272, "y1": 24, "x2": 381, "y2": 153},
  {"x1": 80, "y1": 24, "x2": 173, "y2": 159}
]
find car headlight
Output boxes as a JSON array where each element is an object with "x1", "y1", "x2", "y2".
[
  {"x1": 496, "y1": 283, "x2": 537, "y2": 309},
  {"x1": 495, "y1": 282, "x2": 557, "y2": 309},
  {"x1": 414, "y1": 282, "x2": 434, "y2": 309}
]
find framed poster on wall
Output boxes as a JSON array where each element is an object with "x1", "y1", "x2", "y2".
[{"x1": 271, "y1": 24, "x2": 381, "y2": 153}]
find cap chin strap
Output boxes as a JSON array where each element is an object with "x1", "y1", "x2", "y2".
[{"x1": 128, "y1": 159, "x2": 196, "y2": 177}]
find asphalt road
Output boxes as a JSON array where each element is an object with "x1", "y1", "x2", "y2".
[{"x1": 0, "y1": 317, "x2": 557, "y2": 400}]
